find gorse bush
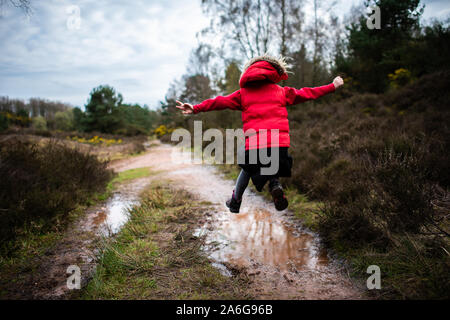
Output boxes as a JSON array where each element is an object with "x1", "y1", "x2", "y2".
[
  {"x1": 67, "y1": 135, "x2": 123, "y2": 146},
  {"x1": 0, "y1": 139, "x2": 113, "y2": 255}
]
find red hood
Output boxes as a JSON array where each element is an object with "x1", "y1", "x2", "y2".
[{"x1": 239, "y1": 61, "x2": 288, "y2": 88}]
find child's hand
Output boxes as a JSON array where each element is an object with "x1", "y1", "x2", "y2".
[
  {"x1": 176, "y1": 100, "x2": 194, "y2": 114},
  {"x1": 333, "y1": 76, "x2": 344, "y2": 89}
]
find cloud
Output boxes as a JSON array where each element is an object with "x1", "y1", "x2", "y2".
[{"x1": 0, "y1": 0, "x2": 209, "y2": 108}]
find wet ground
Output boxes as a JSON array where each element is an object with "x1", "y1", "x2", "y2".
[
  {"x1": 19, "y1": 141, "x2": 365, "y2": 299},
  {"x1": 196, "y1": 209, "x2": 328, "y2": 272},
  {"x1": 110, "y1": 142, "x2": 365, "y2": 299}
]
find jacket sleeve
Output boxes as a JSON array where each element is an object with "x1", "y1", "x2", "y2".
[
  {"x1": 193, "y1": 90, "x2": 242, "y2": 114},
  {"x1": 284, "y1": 83, "x2": 335, "y2": 106}
]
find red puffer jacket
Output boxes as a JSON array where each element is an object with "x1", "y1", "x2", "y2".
[{"x1": 193, "y1": 60, "x2": 335, "y2": 150}]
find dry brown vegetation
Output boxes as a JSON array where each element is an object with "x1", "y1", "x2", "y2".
[
  {"x1": 0, "y1": 138, "x2": 114, "y2": 256},
  {"x1": 285, "y1": 71, "x2": 450, "y2": 299}
]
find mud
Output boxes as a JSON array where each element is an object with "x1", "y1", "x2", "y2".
[
  {"x1": 196, "y1": 209, "x2": 328, "y2": 272},
  {"x1": 14, "y1": 140, "x2": 365, "y2": 299},
  {"x1": 113, "y1": 142, "x2": 366, "y2": 299}
]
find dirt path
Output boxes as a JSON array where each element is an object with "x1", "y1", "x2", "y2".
[
  {"x1": 110, "y1": 141, "x2": 366, "y2": 299},
  {"x1": 11, "y1": 140, "x2": 365, "y2": 299}
]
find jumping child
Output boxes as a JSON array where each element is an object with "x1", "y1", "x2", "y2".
[{"x1": 176, "y1": 54, "x2": 344, "y2": 213}]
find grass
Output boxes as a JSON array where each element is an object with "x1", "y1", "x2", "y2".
[
  {"x1": 97, "y1": 167, "x2": 156, "y2": 202},
  {"x1": 79, "y1": 181, "x2": 252, "y2": 300},
  {"x1": 330, "y1": 234, "x2": 450, "y2": 300},
  {"x1": 0, "y1": 205, "x2": 85, "y2": 299},
  {"x1": 113, "y1": 167, "x2": 154, "y2": 184}
]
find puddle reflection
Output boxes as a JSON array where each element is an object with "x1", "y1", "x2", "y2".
[
  {"x1": 198, "y1": 209, "x2": 328, "y2": 271},
  {"x1": 92, "y1": 194, "x2": 137, "y2": 235}
]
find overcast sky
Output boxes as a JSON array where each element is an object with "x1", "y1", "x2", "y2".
[{"x1": 0, "y1": 0, "x2": 448, "y2": 109}]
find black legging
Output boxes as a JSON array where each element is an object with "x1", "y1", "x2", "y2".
[
  {"x1": 234, "y1": 170, "x2": 251, "y2": 201},
  {"x1": 234, "y1": 169, "x2": 280, "y2": 201}
]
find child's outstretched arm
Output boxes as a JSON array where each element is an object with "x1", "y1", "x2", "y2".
[
  {"x1": 284, "y1": 76, "x2": 344, "y2": 106},
  {"x1": 176, "y1": 90, "x2": 242, "y2": 115}
]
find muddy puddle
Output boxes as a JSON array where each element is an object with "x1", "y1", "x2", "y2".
[
  {"x1": 166, "y1": 162, "x2": 330, "y2": 276},
  {"x1": 21, "y1": 142, "x2": 362, "y2": 300},
  {"x1": 91, "y1": 194, "x2": 138, "y2": 235},
  {"x1": 195, "y1": 206, "x2": 328, "y2": 275},
  {"x1": 87, "y1": 178, "x2": 149, "y2": 236},
  {"x1": 197, "y1": 209, "x2": 328, "y2": 272}
]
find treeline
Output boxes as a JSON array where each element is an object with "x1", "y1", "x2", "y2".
[
  {"x1": 0, "y1": 96, "x2": 71, "y2": 118},
  {"x1": 336, "y1": 0, "x2": 450, "y2": 93},
  {"x1": 0, "y1": 97, "x2": 73, "y2": 131},
  {"x1": 1, "y1": 85, "x2": 160, "y2": 136},
  {"x1": 159, "y1": 0, "x2": 449, "y2": 128},
  {"x1": 72, "y1": 85, "x2": 160, "y2": 136}
]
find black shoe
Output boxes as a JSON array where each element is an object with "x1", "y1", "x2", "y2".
[
  {"x1": 226, "y1": 191, "x2": 241, "y2": 213},
  {"x1": 270, "y1": 183, "x2": 288, "y2": 211}
]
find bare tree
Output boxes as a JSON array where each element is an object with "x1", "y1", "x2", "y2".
[
  {"x1": 277, "y1": 0, "x2": 305, "y2": 57},
  {"x1": 306, "y1": 0, "x2": 337, "y2": 85},
  {"x1": 0, "y1": 0, "x2": 32, "y2": 15},
  {"x1": 201, "y1": 0, "x2": 275, "y2": 59}
]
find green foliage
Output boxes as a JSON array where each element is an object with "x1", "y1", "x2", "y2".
[
  {"x1": 117, "y1": 104, "x2": 155, "y2": 136},
  {"x1": 180, "y1": 74, "x2": 215, "y2": 105},
  {"x1": 83, "y1": 85, "x2": 123, "y2": 133},
  {"x1": 0, "y1": 113, "x2": 9, "y2": 131},
  {"x1": 72, "y1": 107, "x2": 85, "y2": 131},
  {"x1": 74, "y1": 85, "x2": 158, "y2": 136},
  {"x1": 32, "y1": 116, "x2": 47, "y2": 130},
  {"x1": 1, "y1": 110, "x2": 32, "y2": 128},
  {"x1": 54, "y1": 110, "x2": 74, "y2": 131},
  {"x1": 388, "y1": 68, "x2": 414, "y2": 89},
  {"x1": 335, "y1": 0, "x2": 428, "y2": 92},
  {"x1": 218, "y1": 61, "x2": 241, "y2": 95}
]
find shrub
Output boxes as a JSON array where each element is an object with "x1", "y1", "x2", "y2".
[
  {"x1": 0, "y1": 139, "x2": 113, "y2": 255},
  {"x1": 54, "y1": 110, "x2": 74, "y2": 131},
  {"x1": 297, "y1": 71, "x2": 450, "y2": 298},
  {"x1": 0, "y1": 113, "x2": 8, "y2": 131},
  {"x1": 388, "y1": 68, "x2": 414, "y2": 89},
  {"x1": 32, "y1": 116, "x2": 47, "y2": 130}
]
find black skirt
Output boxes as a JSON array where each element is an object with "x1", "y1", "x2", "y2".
[{"x1": 238, "y1": 147, "x2": 293, "y2": 191}]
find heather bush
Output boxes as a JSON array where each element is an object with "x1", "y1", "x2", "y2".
[
  {"x1": 286, "y1": 71, "x2": 450, "y2": 298},
  {"x1": 0, "y1": 139, "x2": 113, "y2": 255}
]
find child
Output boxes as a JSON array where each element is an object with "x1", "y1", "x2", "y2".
[{"x1": 176, "y1": 54, "x2": 344, "y2": 213}]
